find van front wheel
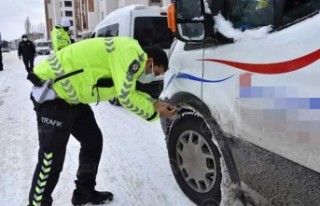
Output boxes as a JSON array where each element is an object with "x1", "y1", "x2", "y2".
[{"x1": 167, "y1": 114, "x2": 222, "y2": 205}]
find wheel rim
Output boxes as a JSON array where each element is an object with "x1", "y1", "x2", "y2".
[{"x1": 176, "y1": 130, "x2": 217, "y2": 193}]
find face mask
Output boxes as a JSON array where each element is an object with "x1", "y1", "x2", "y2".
[
  {"x1": 23, "y1": 38, "x2": 27, "y2": 41},
  {"x1": 138, "y1": 62, "x2": 156, "y2": 84}
]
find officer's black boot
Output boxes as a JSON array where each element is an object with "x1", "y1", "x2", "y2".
[
  {"x1": 72, "y1": 162, "x2": 112, "y2": 205},
  {"x1": 71, "y1": 188, "x2": 113, "y2": 205}
]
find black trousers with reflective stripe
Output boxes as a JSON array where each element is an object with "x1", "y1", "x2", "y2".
[{"x1": 28, "y1": 99, "x2": 103, "y2": 205}]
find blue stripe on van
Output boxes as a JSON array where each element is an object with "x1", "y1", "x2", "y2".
[
  {"x1": 165, "y1": 72, "x2": 234, "y2": 89},
  {"x1": 176, "y1": 72, "x2": 234, "y2": 82}
]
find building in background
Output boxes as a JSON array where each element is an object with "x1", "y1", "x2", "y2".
[
  {"x1": 74, "y1": 0, "x2": 100, "y2": 39},
  {"x1": 118, "y1": 0, "x2": 163, "y2": 7},
  {"x1": 97, "y1": 0, "x2": 118, "y2": 23},
  {"x1": 45, "y1": 0, "x2": 76, "y2": 40},
  {"x1": 44, "y1": 0, "x2": 165, "y2": 41}
]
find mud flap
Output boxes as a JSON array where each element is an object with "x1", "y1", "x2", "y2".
[
  {"x1": 207, "y1": 119, "x2": 258, "y2": 205},
  {"x1": 207, "y1": 121, "x2": 252, "y2": 205}
]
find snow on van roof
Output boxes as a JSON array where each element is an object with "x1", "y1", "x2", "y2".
[{"x1": 106, "y1": 4, "x2": 159, "y2": 19}]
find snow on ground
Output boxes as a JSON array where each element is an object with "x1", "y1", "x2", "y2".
[
  {"x1": 0, "y1": 52, "x2": 195, "y2": 206},
  {"x1": 0, "y1": 51, "x2": 242, "y2": 206}
]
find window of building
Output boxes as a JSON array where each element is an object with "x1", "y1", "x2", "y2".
[
  {"x1": 150, "y1": 0, "x2": 161, "y2": 4},
  {"x1": 64, "y1": 1, "x2": 72, "y2": 7},
  {"x1": 101, "y1": 11, "x2": 104, "y2": 21},
  {"x1": 65, "y1": 11, "x2": 73, "y2": 17},
  {"x1": 88, "y1": 0, "x2": 94, "y2": 12},
  {"x1": 70, "y1": 20, "x2": 74, "y2": 26}
]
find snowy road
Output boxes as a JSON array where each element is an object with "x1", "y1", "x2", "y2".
[{"x1": 0, "y1": 52, "x2": 195, "y2": 206}]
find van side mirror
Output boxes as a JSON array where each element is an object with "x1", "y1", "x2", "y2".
[{"x1": 167, "y1": 0, "x2": 212, "y2": 43}]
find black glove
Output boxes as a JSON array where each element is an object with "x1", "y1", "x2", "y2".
[{"x1": 27, "y1": 72, "x2": 43, "y2": 87}]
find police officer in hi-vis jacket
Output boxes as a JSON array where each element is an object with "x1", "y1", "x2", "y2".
[
  {"x1": 51, "y1": 17, "x2": 72, "y2": 52},
  {"x1": 27, "y1": 37, "x2": 176, "y2": 206}
]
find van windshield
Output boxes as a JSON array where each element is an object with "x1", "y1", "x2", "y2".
[
  {"x1": 36, "y1": 42, "x2": 51, "y2": 47},
  {"x1": 227, "y1": 0, "x2": 275, "y2": 29},
  {"x1": 134, "y1": 17, "x2": 173, "y2": 49},
  {"x1": 226, "y1": 0, "x2": 320, "y2": 29}
]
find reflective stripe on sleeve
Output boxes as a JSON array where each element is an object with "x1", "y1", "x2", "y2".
[{"x1": 47, "y1": 54, "x2": 79, "y2": 104}]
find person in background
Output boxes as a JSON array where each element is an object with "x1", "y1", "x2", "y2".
[
  {"x1": 0, "y1": 41, "x2": 3, "y2": 71},
  {"x1": 26, "y1": 37, "x2": 176, "y2": 206},
  {"x1": 18, "y1": 34, "x2": 36, "y2": 73},
  {"x1": 51, "y1": 17, "x2": 72, "y2": 51}
]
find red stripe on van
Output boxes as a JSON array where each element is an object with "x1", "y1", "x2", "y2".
[{"x1": 200, "y1": 49, "x2": 320, "y2": 74}]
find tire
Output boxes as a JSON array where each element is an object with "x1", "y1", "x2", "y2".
[{"x1": 167, "y1": 114, "x2": 222, "y2": 206}]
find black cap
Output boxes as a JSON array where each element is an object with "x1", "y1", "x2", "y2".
[
  {"x1": 22, "y1": 34, "x2": 27, "y2": 38},
  {"x1": 143, "y1": 46, "x2": 169, "y2": 71}
]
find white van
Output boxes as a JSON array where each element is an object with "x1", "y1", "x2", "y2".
[
  {"x1": 92, "y1": 5, "x2": 173, "y2": 50},
  {"x1": 92, "y1": 5, "x2": 173, "y2": 104},
  {"x1": 34, "y1": 39, "x2": 51, "y2": 55},
  {"x1": 161, "y1": 0, "x2": 320, "y2": 205}
]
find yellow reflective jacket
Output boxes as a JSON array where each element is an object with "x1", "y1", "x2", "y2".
[
  {"x1": 33, "y1": 37, "x2": 159, "y2": 121},
  {"x1": 51, "y1": 26, "x2": 71, "y2": 52}
]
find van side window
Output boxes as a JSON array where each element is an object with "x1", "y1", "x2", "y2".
[
  {"x1": 133, "y1": 17, "x2": 173, "y2": 49},
  {"x1": 280, "y1": 0, "x2": 320, "y2": 26},
  {"x1": 96, "y1": 23, "x2": 119, "y2": 37},
  {"x1": 228, "y1": 0, "x2": 275, "y2": 29}
]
